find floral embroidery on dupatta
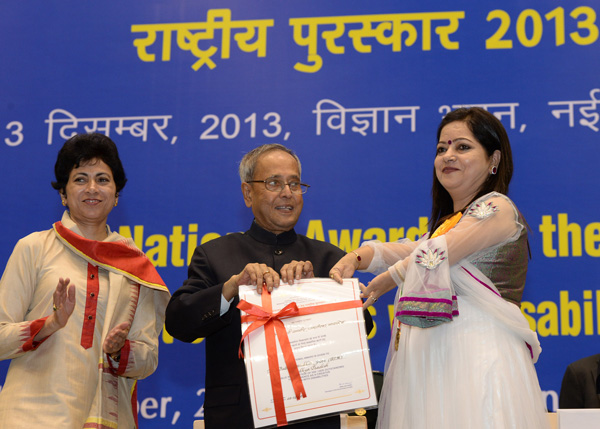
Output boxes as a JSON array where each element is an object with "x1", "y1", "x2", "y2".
[
  {"x1": 467, "y1": 201, "x2": 498, "y2": 219},
  {"x1": 415, "y1": 248, "x2": 446, "y2": 270}
]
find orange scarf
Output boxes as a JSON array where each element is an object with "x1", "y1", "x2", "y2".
[
  {"x1": 431, "y1": 212, "x2": 463, "y2": 238},
  {"x1": 53, "y1": 221, "x2": 167, "y2": 291}
]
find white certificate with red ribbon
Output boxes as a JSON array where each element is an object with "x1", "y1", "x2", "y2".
[{"x1": 238, "y1": 278, "x2": 377, "y2": 428}]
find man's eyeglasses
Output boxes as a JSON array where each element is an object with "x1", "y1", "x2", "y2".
[{"x1": 246, "y1": 178, "x2": 310, "y2": 194}]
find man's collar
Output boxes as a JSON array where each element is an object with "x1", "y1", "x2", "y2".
[{"x1": 247, "y1": 220, "x2": 297, "y2": 245}]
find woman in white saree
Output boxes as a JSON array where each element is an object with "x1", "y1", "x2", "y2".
[{"x1": 330, "y1": 107, "x2": 549, "y2": 428}]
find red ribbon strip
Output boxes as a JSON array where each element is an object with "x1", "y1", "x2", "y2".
[{"x1": 237, "y1": 286, "x2": 362, "y2": 427}]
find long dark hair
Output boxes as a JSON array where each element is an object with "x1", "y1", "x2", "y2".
[{"x1": 429, "y1": 107, "x2": 513, "y2": 232}]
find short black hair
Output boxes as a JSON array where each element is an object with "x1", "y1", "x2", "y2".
[{"x1": 51, "y1": 133, "x2": 127, "y2": 193}]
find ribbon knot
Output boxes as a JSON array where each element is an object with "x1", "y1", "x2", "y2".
[{"x1": 238, "y1": 300, "x2": 301, "y2": 358}]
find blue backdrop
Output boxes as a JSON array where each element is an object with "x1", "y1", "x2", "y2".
[{"x1": 1, "y1": 1, "x2": 599, "y2": 427}]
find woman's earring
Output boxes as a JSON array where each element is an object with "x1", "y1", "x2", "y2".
[
  {"x1": 491, "y1": 166, "x2": 498, "y2": 175},
  {"x1": 61, "y1": 199, "x2": 67, "y2": 206}
]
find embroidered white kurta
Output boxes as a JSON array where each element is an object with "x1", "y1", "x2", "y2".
[{"x1": 363, "y1": 193, "x2": 548, "y2": 428}]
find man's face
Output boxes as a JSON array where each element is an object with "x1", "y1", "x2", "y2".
[{"x1": 242, "y1": 150, "x2": 303, "y2": 235}]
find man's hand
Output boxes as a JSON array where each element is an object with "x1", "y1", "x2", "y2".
[
  {"x1": 280, "y1": 260, "x2": 314, "y2": 285},
  {"x1": 222, "y1": 263, "x2": 280, "y2": 300}
]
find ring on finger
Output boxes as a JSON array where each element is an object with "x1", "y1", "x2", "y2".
[
  {"x1": 53, "y1": 304, "x2": 58, "y2": 312},
  {"x1": 371, "y1": 295, "x2": 378, "y2": 303},
  {"x1": 263, "y1": 271, "x2": 270, "y2": 276}
]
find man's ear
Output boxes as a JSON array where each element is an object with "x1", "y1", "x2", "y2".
[{"x1": 241, "y1": 182, "x2": 252, "y2": 208}]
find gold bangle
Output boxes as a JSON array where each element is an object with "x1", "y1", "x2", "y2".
[
  {"x1": 396, "y1": 267, "x2": 406, "y2": 283},
  {"x1": 350, "y1": 251, "x2": 361, "y2": 269}
]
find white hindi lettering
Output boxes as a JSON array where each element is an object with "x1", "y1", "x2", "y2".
[
  {"x1": 45, "y1": 109, "x2": 79, "y2": 144},
  {"x1": 45, "y1": 109, "x2": 174, "y2": 144},
  {"x1": 438, "y1": 103, "x2": 519, "y2": 130},
  {"x1": 313, "y1": 99, "x2": 419, "y2": 136},
  {"x1": 548, "y1": 89, "x2": 600, "y2": 132},
  {"x1": 313, "y1": 99, "x2": 346, "y2": 135},
  {"x1": 84, "y1": 118, "x2": 112, "y2": 136},
  {"x1": 393, "y1": 107, "x2": 419, "y2": 133},
  {"x1": 114, "y1": 117, "x2": 150, "y2": 141}
]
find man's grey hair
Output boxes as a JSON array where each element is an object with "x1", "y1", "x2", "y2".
[{"x1": 238, "y1": 143, "x2": 302, "y2": 183}]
